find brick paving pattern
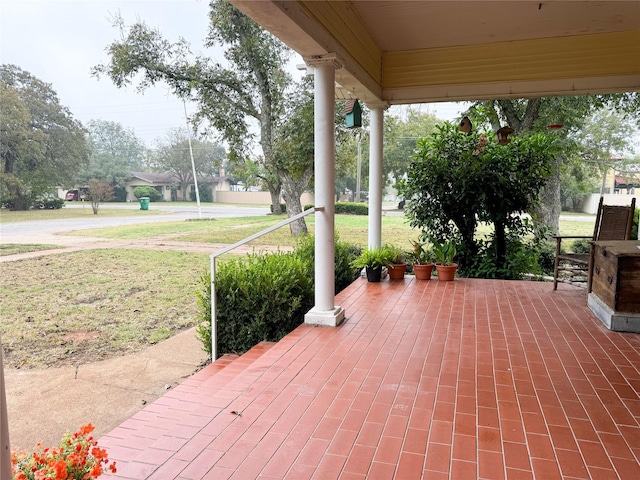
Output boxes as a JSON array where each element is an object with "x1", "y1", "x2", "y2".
[{"x1": 101, "y1": 278, "x2": 640, "y2": 479}]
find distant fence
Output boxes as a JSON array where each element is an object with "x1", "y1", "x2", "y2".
[
  {"x1": 581, "y1": 194, "x2": 640, "y2": 214},
  {"x1": 215, "y1": 191, "x2": 315, "y2": 206}
]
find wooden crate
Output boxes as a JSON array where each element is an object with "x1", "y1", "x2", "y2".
[{"x1": 591, "y1": 240, "x2": 640, "y2": 313}]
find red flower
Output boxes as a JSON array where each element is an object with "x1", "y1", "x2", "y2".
[{"x1": 11, "y1": 423, "x2": 116, "y2": 479}]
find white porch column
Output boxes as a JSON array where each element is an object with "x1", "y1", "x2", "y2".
[
  {"x1": 367, "y1": 103, "x2": 388, "y2": 249},
  {"x1": 304, "y1": 54, "x2": 345, "y2": 327},
  {"x1": 1, "y1": 335, "x2": 11, "y2": 480}
]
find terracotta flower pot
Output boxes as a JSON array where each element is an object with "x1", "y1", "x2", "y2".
[
  {"x1": 413, "y1": 263, "x2": 434, "y2": 280},
  {"x1": 435, "y1": 263, "x2": 458, "y2": 281},
  {"x1": 388, "y1": 263, "x2": 407, "y2": 280}
]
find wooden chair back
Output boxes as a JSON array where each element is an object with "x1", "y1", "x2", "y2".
[{"x1": 593, "y1": 197, "x2": 636, "y2": 242}]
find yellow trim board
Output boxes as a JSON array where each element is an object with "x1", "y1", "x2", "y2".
[{"x1": 384, "y1": 30, "x2": 640, "y2": 89}]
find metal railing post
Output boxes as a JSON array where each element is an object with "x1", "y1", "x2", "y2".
[{"x1": 1, "y1": 334, "x2": 11, "y2": 480}]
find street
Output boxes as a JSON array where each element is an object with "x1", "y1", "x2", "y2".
[{"x1": 0, "y1": 204, "x2": 271, "y2": 242}]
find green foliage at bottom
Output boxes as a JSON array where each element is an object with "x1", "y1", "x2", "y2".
[
  {"x1": 196, "y1": 236, "x2": 362, "y2": 357},
  {"x1": 461, "y1": 222, "x2": 551, "y2": 279}
]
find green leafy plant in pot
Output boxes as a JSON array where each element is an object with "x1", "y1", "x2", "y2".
[
  {"x1": 407, "y1": 240, "x2": 435, "y2": 280},
  {"x1": 352, "y1": 247, "x2": 395, "y2": 282},
  {"x1": 386, "y1": 244, "x2": 408, "y2": 280},
  {"x1": 433, "y1": 240, "x2": 458, "y2": 281}
]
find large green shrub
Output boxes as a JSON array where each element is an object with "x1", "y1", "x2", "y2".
[
  {"x1": 302, "y1": 203, "x2": 368, "y2": 215},
  {"x1": 399, "y1": 122, "x2": 556, "y2": 277},
  {"x1": 34, "y1": 196, "x2": 64, "y2": 209},
  {"x1": 293, "y1": 235, "x2": 362, "y2": 294},
  {"x1": 133, "y1": 186, "x2": 162, "y2": 202},
  {"x1": 197, "y1": 252, "x2": 314, "y2": 357},
  {"x1": 335, "y1": 202, "x2": 368, "y2": 215},
  {"x1": 190, "y1": 186, "x2": 213, "y2": 202},
  {"x1": 196, "y1": 236, "x2": 362, "y2": 357}
]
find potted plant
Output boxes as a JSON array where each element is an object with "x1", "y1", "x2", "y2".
[
  {"x1": 407, "y1": 240, "x2": 435, "y2": 280},
  {"x1": 387, "y1": 244, "x2": 408, "y2": 280},
  {"x1": 352, "y1": 246, "x2": 395, "y2": 282},
  {"x1": 433, "y1": 240, "x2": 458, "y2": 281}
]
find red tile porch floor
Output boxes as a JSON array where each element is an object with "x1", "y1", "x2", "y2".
[{"x1": 101, "y1": 278, "x2": 640, "y2": 479}]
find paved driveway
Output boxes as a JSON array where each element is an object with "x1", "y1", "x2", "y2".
[{"x1": 0, "y1": 204, "x2": 270, "y2": 243}]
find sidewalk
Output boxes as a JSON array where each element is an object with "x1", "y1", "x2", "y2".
[{"x1": 5, "y1": 327, "x2": 209, "y2": 451}]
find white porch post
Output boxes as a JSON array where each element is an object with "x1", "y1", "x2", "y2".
[
  {"x1": 367, "y1": 103, "x2": 387, "y2": 249},
  {"x1": 304, "y1": 54, "x2": 345, "y2": 327},
  {"x1": 1, "y1": 335, "x2": 11, "y2": 480}
]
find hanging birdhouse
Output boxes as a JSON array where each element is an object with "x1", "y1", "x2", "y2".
[
  {"x1": 458, "y1": 116, "x2": 472, "y2": 134},
  {"x1": 496, "y1": 126, "x2": 514, "y2": 145},
  {"x1": 344, "y1": 99, "x2": 362, "y2": 128}
]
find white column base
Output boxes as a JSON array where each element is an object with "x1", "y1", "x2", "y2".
[{"x1": 304, "y1": 306, "x2": 345, "y2": 327}]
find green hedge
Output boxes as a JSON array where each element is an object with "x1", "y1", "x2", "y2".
[
  {"x1": 302, "y1": 202, "x2": 368, "y2": 215},
  {"x1": 191, "y1": 186, "x2": 213, "y2": 203},
  {"x1": 196, "y1": 252, "x2": 314, "y2": 357},
  {"x1": 196, "y1": 236, "x2": 362, "y2": 357},
  {"x1": 34, "y1": 197, "x2": 64, "y2": 209},
  {"x1": 133, "y1": 186, "x2": 162, "y2": 202},
  {"x1": 270, "y1": 203, "x2": 287, "y2": 213}
]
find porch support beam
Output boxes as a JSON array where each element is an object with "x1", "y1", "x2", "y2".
[
  {"x1": 367, "y1": 103, "x2": 388, "y2": 249},
  {"x1": 304, "y1": 54, "x2": 345, "y2": 327}
]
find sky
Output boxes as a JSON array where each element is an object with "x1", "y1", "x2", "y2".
[{"x1": 0, "y1": 0, "x2": 467, "y2": 148}]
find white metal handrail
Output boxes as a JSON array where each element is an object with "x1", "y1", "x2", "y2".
[{"x1": 209, "y1": 206, "x2": 320, "y2": 360}]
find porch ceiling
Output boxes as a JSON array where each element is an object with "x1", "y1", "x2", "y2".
[{"x1": 229, "y1": 0, "x2": 640, "y2": 104}]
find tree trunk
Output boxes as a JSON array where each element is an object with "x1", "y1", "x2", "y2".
[
  {"x1": 599, "y1": 165, "x2": 609, "y2": 195},
  {"x1": 452, "y1": 213, "x2": 477, "y2": 269},
  {"x1": 532, "y1": 156, "x2": 562, "y2": 236},
  {"x1": 495, "y1": 219, "x2": 507, "y2": 272},
  {"x1": 494, "y1": 99, "x2": 561, "y2": 236},
  {"x1": 281, "y1": 169, "x2": 313, "y2": 236},
  {"x1": 268, "y1": 184, "x2": 282, "y2": 215}
]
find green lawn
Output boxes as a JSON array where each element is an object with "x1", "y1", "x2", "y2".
[
  {"x1": 0, "y1": 244, "x2": 63, "y2": 256},
  {"x1": 0, "y1": 249, "x2": 211, "y2": 368},
  {"x1": 0, "y1": 205, "x2": 164, "y2": 223},
  {"x1": 68, "y1": 213, "x2": 596, "y2": 250}
]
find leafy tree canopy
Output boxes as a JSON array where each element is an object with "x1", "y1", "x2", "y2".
[
  {"x1": 384, "y1": 107, "x2": 439, "y2": 186},
  {"x1": 462, "y1": 94, "x2": 639, "y2": 233},
  {"x1": 0, "y1": 64, "x2": 88, "y2": 210},
  {"x1": 149, "y1": 127, "x2": 225, "y2": 201},
  {"x1": 92, "y1": 0, "x2": 292, "y2": 214},
  {"x1": 400, "y1": 122, "x2": 556, "y2": 277},
  {"x1": 77, "y1": 120, "x2": 147, "y2": 189}
]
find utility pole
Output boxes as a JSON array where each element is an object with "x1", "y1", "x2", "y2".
[{"x1": 183, "y1": 101, "x2": 202, "y2": 219}]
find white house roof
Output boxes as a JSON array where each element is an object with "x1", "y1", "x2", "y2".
[{"x1": 130, "y1": 172, "x2": 233, "y2": 184}]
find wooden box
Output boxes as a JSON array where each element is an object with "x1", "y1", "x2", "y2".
[{"x1": 590, "y1": 241, "x2": 640, "y2": 313}]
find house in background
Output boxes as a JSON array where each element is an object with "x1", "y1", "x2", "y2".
[{"x1": 125, "y1": 172, "x2": 234, "y2": 202}]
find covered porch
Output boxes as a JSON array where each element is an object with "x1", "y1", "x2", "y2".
[{"x1": 101, "y1": 278, "x2": 640, "y2": 479}]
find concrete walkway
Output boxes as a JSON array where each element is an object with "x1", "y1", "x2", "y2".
[{"x1": 5, "y1": 326, "x2": 210, "y2": 451}]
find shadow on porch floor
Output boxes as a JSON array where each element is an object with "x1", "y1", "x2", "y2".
[{"x1": 101, "y1": 277, "x2": 640, "y2": 479}]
